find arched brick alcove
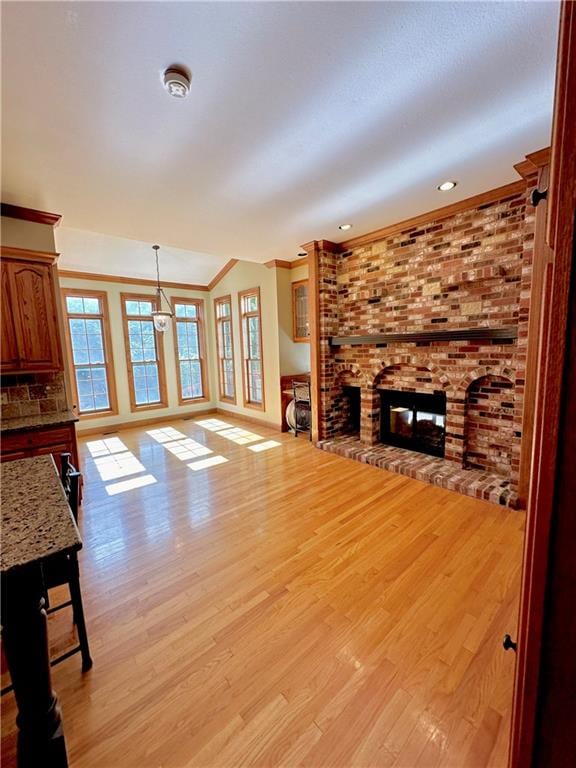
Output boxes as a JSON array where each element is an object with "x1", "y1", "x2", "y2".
[
  {"x1": 464, "y1": 374, "x2": 515, "y2": 475},
  {"x1": 331, "y1": 368, "x2": 363, "y2": 437}
]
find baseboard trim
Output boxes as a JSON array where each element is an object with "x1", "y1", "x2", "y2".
[
  {"x1": 215, "y1": 407, "x2": 282, "y2": 432},
  {"x1": 76, "y1": 408, "x2": 217, "y2": 437}
]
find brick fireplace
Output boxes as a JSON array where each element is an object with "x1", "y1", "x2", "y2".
[{"x1": 310, "y1": 170, "x2": 540, "y2": 508}]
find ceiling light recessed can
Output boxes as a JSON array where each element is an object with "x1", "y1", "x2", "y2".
[
  {"x1": 437, "y1": 180, "x2": 457, "y2": 192},
  {"x1": 163, "y1": 66, "x2": 192, "y2": 99},
  {"x1": 339, "y1": 223, "x2": 353, "y2": 231}
]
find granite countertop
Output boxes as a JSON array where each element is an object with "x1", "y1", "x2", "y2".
[
  {"x1": 1, "y1": 409, "x2": 78, "y2": 434},
  {"x1": 1, "y1": 455, "x2": 82, "y2": 574}
]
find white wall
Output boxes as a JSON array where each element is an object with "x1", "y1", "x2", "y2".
[
  {"x1": 276, "y1": 266, "x2": 310, "y2": 377},
  {"x1": 59, "y1": 274, "x2": 216, "y2": 432}
]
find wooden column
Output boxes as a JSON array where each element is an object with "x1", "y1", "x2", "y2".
[{"x1": 302, "y1": 241, "x2": 321, "y2": 442}]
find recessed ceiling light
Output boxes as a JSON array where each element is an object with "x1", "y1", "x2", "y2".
[
  {"x1": 297, "y1": 252, "x2": 307, "y2": 257},
  {"x1": 437, "y1": 180, "x2": 457, "y2": 192},
  {"x1": 163, "y1": 66, "x2": 192, "y2": 98},
  {"x1": 339, "y1": 223, "x2": 353, "y2": 231}
]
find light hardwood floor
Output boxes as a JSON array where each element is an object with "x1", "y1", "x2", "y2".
[{"x1": 1, "y1": 415, "x2": 525, "y2": 767}]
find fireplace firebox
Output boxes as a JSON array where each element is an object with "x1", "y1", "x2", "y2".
[{"x1": 379, "y1": 390, "x2": 446, "y2": 458}]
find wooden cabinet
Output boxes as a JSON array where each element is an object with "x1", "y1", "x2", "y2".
[
  {"x1": 0, "y1": 247, "x2": 63, "y2": 374},
  {"x1": 0, "y1": 423, "x2": 79, "y2": 476},
  {"x1": 292, "y1": 280, "x2": 310, "y2": 342}
]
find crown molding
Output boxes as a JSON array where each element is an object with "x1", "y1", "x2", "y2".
[
  {"x1": 1, "y1": 203, "x2": 62, "y2": 227},
  {"x1": 1, "y1": 245, "x2": 60, "y2": 264},
  {"x1": 58, "y1": 269, "x2": 208, "y2": 292}
]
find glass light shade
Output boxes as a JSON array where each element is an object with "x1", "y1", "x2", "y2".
[{"x1": 152, "y1": 310, "x2": 172, "y2": 332}]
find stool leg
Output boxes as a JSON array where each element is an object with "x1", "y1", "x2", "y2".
[{"x1": 68, "y1": 555, "x2": 93, "y2": 673}]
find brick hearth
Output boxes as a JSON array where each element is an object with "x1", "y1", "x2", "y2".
[{"x1": 317, "y1": 436, "x2": 518, "y2": 508}]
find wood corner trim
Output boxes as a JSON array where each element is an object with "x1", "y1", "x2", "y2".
[
  {"x1": 208, "y1": 259, "x2": 238, "y2": 291},
  {"x1": 526, "y1": 146, "x2": 552, "y2": 168},
  {"x1": 264, "y1": 259, "x2": 292, "y2": 269},
  {"x1": 514, "y1": 160, "x2": 536, "y2": 181},
  {"x1": 340, "y1": 180, "x2": 527, "y2": 250},
  {"x1": 290, "y1": 256, "x2": 308, "y2": 269},
  {"x1": 1, "y1": 203, "x2": 62, "y2": 227},
  {"x1": 1, "y1": 245, "x2": 60, "y2": 263},
  {"x1": 317, "y1": 240, "x2": 341, "y2": 253},
  {"x1": 514, "y1": 147, "x2": 552, "y2": 179}
]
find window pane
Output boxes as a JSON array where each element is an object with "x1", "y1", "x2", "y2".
[
  {"x1": 83, "y1": 297, "x2": 100, "y2": 314},
  {"x1": 180, "y1": 360, "x2": 203, "y2": 399},
  {"x1": 125, "y1": 300, "x2": 140, "y2": 315},
  {"x1": 248, "y1": 317, "x2": 260, "y2": 358},
  {"x1": 223, "y1": 359, "x2": 234, "y2": 398},
  {"x1": 75, "y1": 367, "x2": 110, "y2": 412},
  {"x1": 66, "y1": 296, "x2": 84, "y2": 313},
  {"x1": 175, "y1": 304, "x2": 187, "y2": 318},
  {"x1": 243, "y1": 294, "x2": 258, "y2": 313},
  {"x1": 139, "y1": 301, "x2": 153, "y2": 315}
]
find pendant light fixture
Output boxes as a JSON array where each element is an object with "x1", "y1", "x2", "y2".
[{"x1": 151, "y1": 245, "x2": 174, "y2": 332}]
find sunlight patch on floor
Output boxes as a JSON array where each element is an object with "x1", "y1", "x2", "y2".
[
  {"x1": 214, "y1": 427, "x2": 263, "y2": 445},
  {"x1": 105, "y1": 474, "x2": 157, "y2": 496},
  {"x1": 93, "y1": 451, "x2": 146, "y2": 482},
  {"x1": 195, "y1": 418, "x2": 232, "y2": 432},
  {"x1": 187, "y1": 455, "x2": 229, "y2": 471},
  {"x1": 146, "y1": 427, "x2": 188, "y2": 443},
  {"x1": 86, "y1": 437, "x2": 129, "y2": 457},
  {"x1": 248, "y1": 440, "x2": 281, "y2": 452},
  {"x1": 163, "y1": 438, "x2": 213, "y2": 461}
]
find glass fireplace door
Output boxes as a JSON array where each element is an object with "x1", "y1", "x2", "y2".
[{"x1": 381, "y1": 391, "x2": 446, "y2": 457}]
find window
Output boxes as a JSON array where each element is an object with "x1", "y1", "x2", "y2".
[
  {"x1": 214, "y1": 296, "x2": 236, "y2": 403},
  {"x1": 63, "y1": 290, "x2": 117, "y2": 416},
  {"x1": 121, "y1": 293, "x2": 167, "y2": 410},
  {"x1": 239, "y1": 288, "x2": 264, "y2": 409},
  {"x1": 172, "y1": 298, "x2": 208, "y2": 403},
  {"x1": 292, "y1": 280, "x2": 310, "y2": 342}
]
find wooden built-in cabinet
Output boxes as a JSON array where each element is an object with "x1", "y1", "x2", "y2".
[
  {"x1": 292, "y1": 280, "x2": 310, "y2": 342},
  {"x1": 1, "y1": 247, "x2": 63, "y2": 374},
  {"x1": 1, "y1": 423, "x2": 79, "y2": 476}
]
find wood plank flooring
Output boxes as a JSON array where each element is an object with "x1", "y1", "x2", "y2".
[{"x1": 0, "y1": 416, "x2": 525, "y2": 767}]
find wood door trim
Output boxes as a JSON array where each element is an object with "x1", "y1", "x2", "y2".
[{"x1": 510, "y1": 3, "x2": 576, "y2": 765}]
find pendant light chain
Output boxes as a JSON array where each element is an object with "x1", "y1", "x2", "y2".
[{"x1": 151, "y1": 244, "x2": 174, "y2": 332}]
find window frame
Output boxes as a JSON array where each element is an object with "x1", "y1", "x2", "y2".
[
  {"x1": 292, "y1": 279, "x2": 310, "y2": 342},
  {"x1": 238, "y1": 287, "x2": 265, "y2": 410},
  {"x1": 120, "y1": 292, "x2": 168, "y2": 412},
  {"x1": 61, "y1": 288, "x2": 118, "y2": 419},
  {"x1": 171, "y1": 296, "x2": 210, "y2": 405},
  {"x1": 213, "y1": 294, "x2": 236, "y2": 404}
]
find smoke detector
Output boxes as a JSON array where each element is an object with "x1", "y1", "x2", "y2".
[{"x1": 162, "y1": 66, "x2": 191, "y2": 99}]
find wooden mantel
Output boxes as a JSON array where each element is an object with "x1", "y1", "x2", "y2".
[{"x1": 330, "y1": 327, "x2": 518, "y2": 346}]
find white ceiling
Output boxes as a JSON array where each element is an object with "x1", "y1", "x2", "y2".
[{"x1": 1, "y1": 1, "x2": 560, "y2": 281}]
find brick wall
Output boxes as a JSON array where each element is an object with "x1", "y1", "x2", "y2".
[{"x1": 316, "y1": 178, "x2": 537, "y2": 495}]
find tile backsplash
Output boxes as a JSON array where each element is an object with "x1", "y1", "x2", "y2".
[{"x1": 0, "y1": 372, "x2": 69, "y2": 419}]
